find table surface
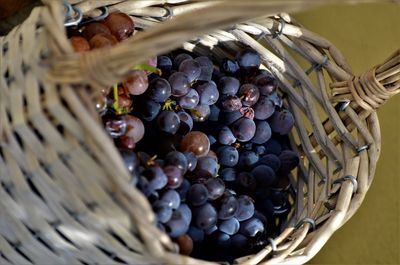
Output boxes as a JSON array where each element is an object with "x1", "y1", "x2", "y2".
[{"x1": 0, "y1": 2, "x2": 399, "y2": 264}]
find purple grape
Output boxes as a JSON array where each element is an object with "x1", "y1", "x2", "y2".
[
  {"x1": 205, "y1": 225, "x2": 218, "y2": 235},
  {"x1": 221, "y1": 95, "x2": 242, "y2": 112},
  {"x1": 105, "y1": 118, "x2": 126, "y2": 138},
  {"x1": 177, "y1": 111, "x2": 193, "y2": 135},
  {"x1": 179, "y1": 59, "x2": 201, "y2": 82},
  {"x1": 157, "y1": 55, "x2": 173, "y2": 74},
  {"x1": 187, "y1": 183, "x2": 209, "y2": 206},
  {"x1": 220, "y1": 168, "x2": 237, "y2": 182},
  {"x1": 238, "y1": 84, "x2": 260, "y2": 107},
  {"x1": 193, "y1": 203, "x2": 218, "y2": 230},
  {"x1": 168, "y1": 72, "x2": 190, "y2": 97},
  {"x1": 235, "y1": 195, "x2": 255, "y2": 221},
  {"x1": 176, "y1": 179, "x2": 190, "y2": 200},
  {"x1": 140, "y1": 100, "x2": 161, "y2": 121},
  {"x1": 218, "y1": 126, "x2": 236, "y2": 145},
  {"x1": 205, "y1": 177, "x2": 225, "y2": 200},
  {"x1": 252, "y1": 165, "x2": 276, "y2": 187},
  {"x1": 253, "y1": 70, "x2": 277, "y2": 95},
  {"x1": 183, "y1": 151, "x2": 197, "y2": 171},
  {"x1": 195, "y1": 56, "x2": 214, "y2": 81},
  {"x1": 278, "y1": 150, "x2": 299, "y2": 174},
  {"x1": 194, "y1": 156, "x2": 219, "y2": 178},
  {"x1": 263, "y1": 139, "x2": 282, "y2": 155},
  {"x1": 174, "y1": 53, "x2": 192, "y2": 68},
  {"x1": 120, "y1": 150, "x2": 139, "y2": 175},
  {"x1": 267, "y1": 92, "x2": 282, "y2": 107},
  {"x1": 209, "y1": 104, "x2": 220, "y2": 121},
  {"x1": 165, "y1": 210, "x2": 190, "y2": 237},
  {"x1": 220, "y1": 59, "x2": 239, "y2": 75},
  {"x1": 176, "y1": 203, "x2": 192, "y2": 225},
  {"x1": 231, "y1": 118, "x2": 256, "y2": 142},
  {"x1": 220, "y1": 110, "x2": 243, "y2": 125},
  {"x1": 219, "y1": 218, "x2": 240, "y2": 235},
  {"x1": 143, "y1": 166, "x2": 167, "y2": 191},
  {"x1": 178, "y1": 89, "x2": 199, "y2": 109},
  {"x1": 196, "y1": 81, "x2": 219, "y2": 105},
  {"x1": 153, "y1": 200, "x2": 173, "y2": 223},
  {"x1": 231, "y1": 234, "x2": 248, "y2": 249},
  {"x1": 238, "y1": 151, "x2": 259, "y2": 169},
  {"x1": 217, "y1": 146, "x2": 239, "y2": 167},
  {"x1": 164, "y1": 165, "x2": 183, "y2": 189},
  {"x1": 253, "y1": 96, "x2": 275, "y2": 120},
  {"x1": 157, "y1": 111, "x2": 180, "y2": 134},
  {"x1": 236, "y1": 48, "x2": 261, "y2": 70},
  {"x1": 270, "y1": 109, "x2": 295, "y2": 135},
  {"x1": 160, "y1": 189, "x2": 181, "y2": 209},
  {"x1": 257, "y1": 154, "x2": 281, "y2": 172},
  {"x1": 147, "y1": 78, "x2": 171, "y2": 103},
  {"x1": 188, "y1": 226, "x2": 204, "y2": 243},
  {"x1": 165, "y1": 151, "x2": 188, "y2": 174},
  {"x1": 208, "y1": 135, "x2": 217, "y2": 145},
  {"x1": 210, "y1": 231, "x2": 231, "y2": 248},
  {"x1": 237, "y1": 172, "x2": 257, "y2": 192},
  {"x1": 218, "y1": 196, "x2": 239, "y2": 220},
  {"x1": 218, "y1": 76, "x2": 240, "y2": 95},
  {"x1": 254, "y1": 145, "x2": 266, "y2": 156},
  {"x1": 251, "y1": 121, "x2": 272, "y2": 144},
  {"x1": 190, "y1": 104, "x2": 210, "y2": 122},
  {"x1": 239, "y1": 217, "x2": 264, "y2": 237}
]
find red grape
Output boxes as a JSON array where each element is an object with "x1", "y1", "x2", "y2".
[
  {"x1": 69, "y1": 36, "x2": 90, "y2": 52},
  {"x1": 89, "y1": 33, "x2": 118, "y2": 49},
  {"x1": 103, "y1": 12, "x2": 134, "y2": 41},
  {"x1": 122, "y1": 70, "x2": 148, "y2": 95},
  {"x1": 180, "y1": 131, "x2": 210, "y2": 157},
  {"x1": 82, "y1": 22, "x2": 111, "y2": 41}
]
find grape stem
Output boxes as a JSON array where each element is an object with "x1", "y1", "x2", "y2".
[
  {"x1": 112, "y1": 83, "x2": 124, "y2": 115},
  {"x1": 133, "y1": 64, "x2": 162, "y2": 75}
]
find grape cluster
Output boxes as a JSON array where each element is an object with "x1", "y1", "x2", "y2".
[{"x1": 68, "y1": 11, "x2": 299, "y2": 262}]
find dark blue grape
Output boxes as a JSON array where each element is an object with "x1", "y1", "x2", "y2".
[
  {"x1": 263, "y1": 139, "x2": 282, "y2": 155},
  {"x1": 204, "y1": 225, "x2": 218, "y2": 235},
  {"x1": 205, "y1": 177, "x2": 225, "y2": 200},
  {"x1": 164, "y1": 165, "x2": 184, "y2": 189},
  {"x1": 231, "y1": 234, "x2": 248, "y2": 249},
  {"x1": 183, "y1": 151, "x2": 197, "y2": 172},
  {"x1": 147, "y1": 78, "x2": 171, "y2": 103},
  {"x1": 235, "y1": 195, "x2": 255, "y2": 221},
  {"x1": 237, "y1": 172, "x2": 257, "y2": 192},
  {"x1": 194, "y1": 156, "x2": 219, "y2": 178},
  {"x1": 174, "y1": 53, "x2": 192, "y2": 68},
  {"x1": 176, "y1": 203, "x2": 192, "y2": 225},
  {"x1": 252, "y1": 165, "x2": 276, "y2": 187},
  {"x1": 252, "y1": 70, "x2": 277, "y2": 96},
  {"x1": 238, "y1": 84, "x2": 260, "y2": 107},
  {"x1": 165, "y1": 151, "x2": 188, "y2": 174},
  {"x1": 220, "y1": 167, "x2": 237, "y2": 182},
  {"x1": 231, "y1": 118, "x2": 256, "y2": 142},
  {"x1": 140, "y1": 100, "x2": 161, "y2": 121},
  {"x1": 219, "y1": 218, "x2": 240, "y2": 235},
  {"x1": 177, "y1": 111, "x2": 193, "y2": 135},
  {"x1": 267, "y1": 92, "x2": 282, "y2": 107},
  {"x1": 238, "y1": 151, "x2": 259, "y2": 169},
  {"x1": 210, "y1": 231, "x2": 231, "y2": 248},
  {"x1": 208, "y1": 135, "x2": 217, "y2": 145},
  {"x1": 190, "y1": 104, "x2": 210, "y2": 122},
  {"x1": 196, "y1": 81, "x2": 219, "y2": 105},
  {"x1": 160, "y1": 189, "x2": 181, "y2": 209},
  {"x1": 153, "y1": 200, "x2": 173, "y2": 223},
  {"x1": 187, "y1": 183, "x2": 209, "y2": 206},
  {"x1": 221, "y1": 95, "x2": 242, "y2": 112},
  {"x1": 236, "y1": 48, "x2": 261, "y2": 69},
  {"x1": 253, "y1": 96, "x2": 275, "y2": 120},
  {"x1": 187, "y1": 226, "x2": 204, "y2": 243},
  {"x1": 176, "y1": 179, "x2": 190, "y2": 200},
  {"x1": 217, "y1": 146, "x2": 239, "y2": 167},
  {"x1": 218, "y1": 126, "x2": 236, "y2": 145},
  {"x1": 195, "y1": 56, "x2": 214, "y2": 81},
  {"x1": 239, "y1": 217, "x2": 264, "y2": 237},
  {"x1": 168, "y1": 72, "x2": 190, "y2": 97},
  {"x1": 253, "y1": 210, "x2": 268, "y2": 226},
  {"x1": 256, "y1": 198, "x2": 274, "y2": 219},
  {"x1": 218, "y1": 196, "x2": 238, "y2": 220},
  {"x1": 220, "y1": 58, "x2": 239, "y2": 75},
  {"x1": 254, "y1": 145, "x2": 266, "y2": 156},
  {"x1": 278, "y1": 150, "x2": 299, "y2": 174},
  {"x1": 193, "y1": 203, "x2": 218, "y2": 230},
  {"x1": 157, "y1": 111, "x2": 180, "y2": 134},
  {"x1": 270, "y1": 109, "x2": 294, "y2": 135},
  {"x1": 209, "y1": 104, "x2": 220, "y2": 121},
  {"x1": 257, "y1": 154, "x2": 281, "y2": 172},
  {"x1": 157, "y1": 55, "x2": 173, "y2": 74},
  {"x1": 251, "y1": 121, "x2": 272, "y2": 144},
  {"x1": 220, "y1": 110, "x2": 243, "y2": 125},
  {"x1": 178, "y1": 89, "x2": 199, "y2": 109},
  {"x1": 120, "y1": 150, "x2": 139, "y2": 175},
  {"x1": 165, "y1": 210, "x2": 190, "y2": 237},
  {"x1": 179, "y1": 59, "x2": 201, "y2": 82},
  {"x1": 218, "y1": 76, "x2": 240, "y2": 95},
  {"x1": 143, "y1": 166, "x2": 167, "y2": 191}
]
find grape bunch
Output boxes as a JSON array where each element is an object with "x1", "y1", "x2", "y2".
[{"x1": 68, "y1": 11, "x2": 300, "y2": 262}]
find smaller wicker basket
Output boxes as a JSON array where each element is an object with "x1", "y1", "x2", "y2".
[{"x1": 0, "y1": 1, "x2": 399, "y2": 264}]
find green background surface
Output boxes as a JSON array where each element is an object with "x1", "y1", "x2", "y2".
[{"x1": 294, "y1": 3, "x2": 400, "y2": 264}]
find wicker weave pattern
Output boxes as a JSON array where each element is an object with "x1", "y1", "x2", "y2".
[{"x1": 0, "y1": 1, "x2": 399, "y2": 264}]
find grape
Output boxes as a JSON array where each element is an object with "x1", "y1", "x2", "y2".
[
  {"x1": 160, "y1": 190, "x2": 181, "y2": 209},
  {"x1": 123, "y1": 115, "x2": 145, "y2": 143},
  {"x1": 269, "y1": 191, "x2": 287, "y2": 209},
  {"x1": 180, "y1": 131, "x2": 210, "y2": 157},
  {"x1": 257, "y1": 154, "x2": 281, "y2": 172},
  {"x1": 278, "y1": 150, "x2": 299, "y2": 174},
  {"x1": 231, "y1": 118, "x2": 256, "y2": 142},
  {"x1": 118, "y1": 135, "x2": 134, "y2": 150},
  {"x1": 176, "y1": 179, "x2": 191, "y2": 200},
  {"x1": 195, "y1": 56, "x2": 214, "y2": 81},
  {"x1": 210, "y1": 231, "x2": 231, "y2": 248},
  {"x1": 238, "y1": 151, "x2": 259, "y2": 169},
  {"x1": 207, "y1": 150, "x2": 218, "y2": 162},
  {"x1": 143, "y1": 166, "x2": 167, "y2": 191},
  {"x1": 164, "y1": 165, "x2": 183, "y2": 189},
  {"x1": 221, "y1": 95, "x2": 242, "y2": 112},
  {"x1": 82, "y1": 22, "x2": 111, "y2": 41},
  {"x1": 218, "y1": 76, "x2": 240, "y2": 95},
  {"x1": 157, "y1": 55, "x2": 173, "y2": 75},
  {"x1": 218, "y1": 196, "x2": 238, "y2": 220},
  {"x1": 139, "y1": 100, "x2": 160, "y2": 121},
  {"x1": 196, "y1": 81, "x2": 219, "y2": 105},
  {"x1": 176, "y1": 203, "x2": 192, "y2": 225},
  {"x1": 117, "y1": 93, "x2": 133, "y2": 112},
  {"x1": 177, "y1": 111, "x2": 193, "y2": 135},
  {"x1": 252, "y1": 165, "x2": 276, "y2": 187},
  {"x1": 236, "y1": 48, "x2": 261, "y2": 69},
  {"x1": 205, "y1": 225, "x2": 218, "y2": 235},
  {"x1": 194, "y1": 156, "x2": 219, "y2": 178},
  {"x1": 103, "y1": 12, "x2": 134, "y2": 41},
  {"x1": 218, "y1": 126, "x2": 236, "y2": 145},
  {"x1": 219, "y1": 218, "x2": 240, "y2": 235},
  {"x1": 220, "y1": 110, "x2": 243, "y2": 125},
  {"x1": 120, "y1": 150, "x2": 139, "y2": 175},
  {"x1": 179, "y1": 59, "x2": 201, "y2": 82},
  {"x1": 183, "y1": 152, "x2": 197, "y2": 171},
  {"x1": 89, "y1": 33, "x2": 118, "y2": 48},
  {"x1": 69, "y1": 36, "x2": 90, "y2": 52},
  {"x1": 123, "y1": 70, "x2": 148, "y2": 95},
  {"x1": 188, "y1": 226, "x2": 204, "y2": 243},
  {"x1": 239, "y1": 217, "x2": 264, "y2": 237},
  {"x1": 235, "y1": 195, "x2": 255, "y2": 221},
  {"x1": 187, "y1": 184, "x2": 209, "y2": 206},
  {"x1": 254, "y1": 145, "x2": 266, "y2": 156},
  {"x1": 193, "y1": 203, "x2": 218, "y2": 230},
  {"x1": 208, "y1": 135, "x2": 217, "y2": 146},
  {"x1": 217, "y1": 146, "x2": 239, "y2": 167},
  {"x1": 220, "y1": 168, "x2": 237, "y2": 182},
  {"x1": 205, "y1": 178, "x2": 225, "y2": 200},
  {"x1": 190, "y1": 104, "x2": 210, "y2": 122},
  {"x1": 174, "y1": 53, "x2": 193, "y2": 68},
  {"x1": 253, "y1": 97, "x2": 275, "y2": 120},
  {"x1": 178, "y1": 89, "x2": 199, "y2": 110},
  {"x1": 255, "y1": 198, "x2": 274, "y2": 219},
  {"x1": 147, "y1": 78, "x2": 171, "y2": 103},
  {"x1": 253, "y1": 70, "x2": 277, "y2": 96},
  {"x1": 251, "y1": 121, "x2": 272, "y2": 144},
  {"x1": 175, "y1": 234, "x2": 193, "y2": 255},
  {"x1": 165, "y1": 210, "x2": 190, "y2": 238},
  {"x1": 209, "y1": 104, "x2": 220, "y2": 121},
  {"x1": 169, "y1": 72, "x2": 190, "y2": 97},
  {"x1": 237, "y1": 172, "x2": 257, "y2": 192},
  {"x1": 153, "y1": 200, "x2": 173, "y2": 223},
  {"x1": 263, "y1": 139, "x2": 282, "y2": 155},
  {"x1": 156, "y1": 111, "x2": 180, "y2": 135},
  {"x1": 105, "y1": 118, "x2": 126, "y2": 138},
  {"x1": 220, "y1": 59, "x2": 239, "y2": 75},
  {"x1": 270, "y1": 109, "x2": 295, "y2": 135},
  {"x1": 238, "y1": 84, "x2": 260, "y2": 107},
  {"x1": 231, "y1": 234, "x2": 248, "y2": 249}
]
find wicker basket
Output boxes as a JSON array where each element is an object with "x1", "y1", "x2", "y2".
[{"x1": 0, "y1": 0, "x2": 399, "y2": 264}]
